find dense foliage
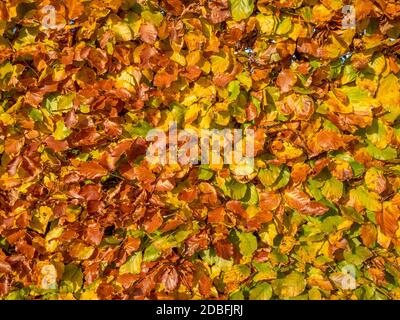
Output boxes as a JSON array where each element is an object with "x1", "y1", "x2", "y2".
[{"x1": 1, "y1": 0, "x2": 400, "y2": 300}]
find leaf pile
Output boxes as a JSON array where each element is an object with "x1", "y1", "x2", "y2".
[{"x1": 1, "y1": 0, "x2": 400, "y2": 300}]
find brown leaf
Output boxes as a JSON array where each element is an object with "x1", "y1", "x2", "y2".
[
  {"x1": 160, "y1": 216, "x2": 184, "y2": 232},
  {"x1": 88, "y1": 48, "x2": 108, "y2": 74},
  {"x1": 80, "y1": 184, "x2": 101, "y2": 201},
  {"x1": 45, "y1": 136, "x2": 69, "y2": 152},
  {"x1": 140, "y1": 23, "x2": 158, "y2": 45},
  {"x1": 208, "y1": 10, "x2": 231, "y2": 24},
  {"x1": 360, "y1": 223, "x2": 377, "y2": 248},
  {"x1": 143, "y1": 212, "x2": 163, "y2": 233},
  {"x1": 178, "y1": 188, "x2": 198, "y2": 202},
  {"x1": 184, "y1": 230, "x2": 209, "y2": 256},
  {"x1": 246, "y1": 102, "x2": 258, "y2": 121},
  {"x1": 208, "y1": 207, "x2": 226, "y2": 224},
  {"x1": 124, "y1": 237, "x2": 141, "y2": 254},
  {"x1": 376, "y1": 203, "x2": 400, "y2": 238},
  {"x1": 248, "y1": 211, "x2": 273, "y2": 230},
  {"x1": 0, "y1": 261, "x2": 12, "y2": 274},
  {"x1": 85, "y1": 222, "x2": 104, "y2": 246},
  {"x1": 4, "y1": 137, "x2": 24, "y2": 156},
  {"x1": 64, "y1": 0, "x2": 84, "y2": 20},
  {"x1": 285, "y1": 188, "x2": 329, "y2": 216},
  {"x1": 198, "y1": 274, "x2": 212, "y2": 297},
  {"x1": 214, "y1": 239, "x2": 234, "y2": 260},
  {"x1": 226, "y1": 200, "x2": 247, "y2": 219},
  {"x1": 260, "y1": 191, "x2": 281, "y2": 211},
  {"x1": 158, "y1": 267, "x2": 179, "y2": 292},
  {"x1": 77, "y1": 161, "x2": 108, "y2": 179},
  {"x1": 154, "y1": 63, "x2": 179, "y2": 88},
  {"x1": 276, "y1": 69, "x2": 297, "y2": 94}
]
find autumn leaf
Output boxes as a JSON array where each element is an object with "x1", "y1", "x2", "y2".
[
  {"x1": 272, "y1": 272, "x2": 306, "y2": 298},
  {"x1": 140, "y1": 23, "x2": 158, "y2": 45},
  {"x1": 276, "y1": 69, "x2": 297, "y2": 94},
  {"x1": 229, "y1": 0, "x2": 254, "y2": 21},
  {"x1": 77, "y1": 161, "x2": 109, "y2": 179},
  {"x1": 376, "y1": 202, "x2": 400, "y2": 238},
  {"x1": 285, "y1": 188, "x2": 329, "y2": 216},
  {"x1": 1, "y1": 0, "x2": 400, "y2": 302},
  {"x1": 64, "y1": 0, "x2": 84, "y2": 20}
]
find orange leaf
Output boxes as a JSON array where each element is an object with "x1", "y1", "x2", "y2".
[
  {"x1": 276, "y1": 69, "x2": 297, "y2": 94},
  {"x1": 376, "y1": 203, "x2": 400, "y2": 238},
  {"x1": 140, "y1": 23, "x2": 158, "y2": 45},
  {"x1": 77, "y1": 161, "x2": 108, "y2": 179},
  {"x1": 285, "y1": 188, "x2": 329, "y2": 216},
  {"x1": 64, "y1": 0, "x2": 84, "y2": 20}
]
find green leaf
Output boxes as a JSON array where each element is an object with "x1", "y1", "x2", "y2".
[
  {"x1": 241, "y1": 183, "x2": 259, "y2": 205},
  {"x1": 341, "y1": 86, "x2": 379, "y2": 116},
  {"x1": 227, "y1": 180, "x2": 248, "y2": 200},
  {"x1": 228, "y1": 80, "x2": 241, "y2": 101},
  {"x1": 308, "y1": 178, "x2": 324, "y2": 201},
  {"x1": 198, "y1": 166, "x2": 214, "y2": 180},
  {"x1": 225, "y1": 264, "x2": 251, "y2": 282},
  {"x1": 125, "y1": 120, "x2": 153, "y2": 138},
  {"x1": 344, "y1": 246, "x2": 372, "y2": 266},
  {"x1": 329, "y1": 60, "x2": 343, "y2": 80},
  {"x1": 258, "y1": 164, "x2": 290, "y2": 191},
  {"x1": 29, "y1": 108, "x2": 43, "y2": 122},
  {"x1": 341, "y1": 64, "x2": 357, "y2": 85},
  {"x1": 30, "y1": 206, "x2": 53, "y2": 234},
  {"x1": 237, "y1": 231, "x2": 257, "y2": 258},
  {"x1": 236, "y1": 72, "x2": 252, "y2": 90},
  {"x1": 229, "y1": 0, "x2": 254, "y2": 21},
  {"x1": 321, "y1": 176, "x2": 343, "y2": 201},
  {"x1": 341, "y1": 206, "x2": 365, "y2": 224},
  {"x1": 80, "y1": 104, "x2": 90, "y2": 114},
  {"x1": 170, "y1": 103, "x2": 185, "y2": 126},
  {"x1": 210, "y1": 54, "x2": 230, "y2": 74},
  {"x1": 112, "y1": 22, "x2": 133, "y2": 41},
  {"x1": 116, "y1": 66, "x2": 139, "y2": 92},
  {"x1": 253, "y1": 262, "x2": 277, "y2": 282},
  {"x1": 272, "y1": 166, "x2": 290, "y2": 190},
  {"x1": 258, "y1": 164, "x2": 281, "y2": 187},
  {"x1": 335, "y1": 153, "x2": 365, "y2": 178},
  {"x1": 229, "y1": 289, "x2": 246, "y2": 300},
  {"x1": 377, "y1": 73, "x2": 400, "y2": 122},
  {"x1": 321, "y1": 216, "x2": 344, "y2": 233},
  {"x1": 13, "y1": 27, "x2": 38, "y2": 50},
  {"x1": 276, "y1": 16, "x2": 292, "y2": 35},
  {"x1": 143, "y1": 245, "x2": 161, "y2": 262},
  {"x1": 249, "y1": 282, "x2": 273, "y2": 300},
  {"x1": 366, "y1": 143, "x2": 397, "y2": 161},
  {"x1": 120, "y1": 252, "x2": 142, "y2": 274},
  {"x1": 44, "y1": 93, "x2": 74, "y2": 114},
  {"x1": 0, "y1": 61, "x2": 14, "y2": 80},
  {"x1": 60, "y1": 264, "x2": 83, "y2": 293},
  {"x1": 200, "y1": 249, "x2": 233, "y2": 270},
  {"x1": 366, "y1": 119, "x2": 389, "y2": 150},
  {"x1": 272, "y1": 272, "x2": 306, "y2": 299},
  {"x1": 256, "y1": 14, "x2": 277, "y2": 35},
  {"x1": 53, "y1": 120, "x2": 72, "y2": 141},
  {"x1": 58, "y1": 94, "x2": 75, "y2": 112},
  {"x1": 5, "y1": 288, "x2": 30, "y2": 300},
  {"x1": 141, "y1": 10, "x2": 164, "y2": 27},
  {"x1": 350, "y1": 186, "x2": 381, "y2": 212}
]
